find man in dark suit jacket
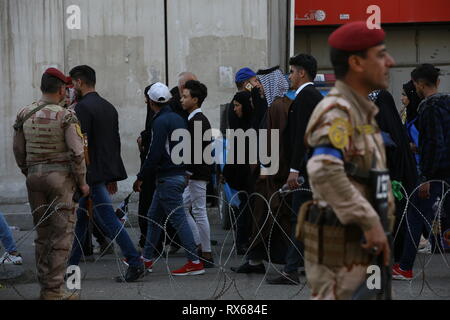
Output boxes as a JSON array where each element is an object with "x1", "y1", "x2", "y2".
[
  {"x1": 267, "y1": 54, "x2": 323, "y2": 285},
  {"x1": 68, "y1": 65, "x2": 144, "y2": 283},
  {"x1": 285, "y1": 54, "x2": 323, "y2": 190}
]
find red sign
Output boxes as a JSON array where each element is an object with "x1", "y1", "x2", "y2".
[{"x1": 295, "y1": 0, "x2": 450, "y2": 26}]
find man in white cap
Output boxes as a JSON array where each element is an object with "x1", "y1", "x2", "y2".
[{"x1": 133, "y1": 83, "x2": 205, "y2": 276}]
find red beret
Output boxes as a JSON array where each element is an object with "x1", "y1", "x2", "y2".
[
  {"x1": 328, "y1": 21, "x2": 385, "y2": 52},
  {"x1": 44, "y1": 68, "x2": 71, "y2": 84}
]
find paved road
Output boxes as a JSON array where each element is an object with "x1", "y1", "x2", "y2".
[{"x1": 0, "y1": 207, "x2": 449, "y2": 300}]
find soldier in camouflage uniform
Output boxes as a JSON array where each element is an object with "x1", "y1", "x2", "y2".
[
  {"x1": 296, "y1": 22, "x2": 396, "y2": 300},
  {"x1": 13, "y1": 68, "x2": 89, "y2": 300}
]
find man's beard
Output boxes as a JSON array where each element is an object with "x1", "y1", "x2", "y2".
[{"x1": 75, "y1": 89, "x2": 83, "y2": 101}]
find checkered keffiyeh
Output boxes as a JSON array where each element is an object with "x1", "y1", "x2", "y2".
[{"x1": 257, "y1": 69, "x2": 289, "y2": 107}]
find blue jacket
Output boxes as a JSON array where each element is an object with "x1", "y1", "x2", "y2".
[
  {"x1": 406, "y1": 117, "x2": 420, "y2": 165},
  {"x1": 137, "y1": 105, "x2": 187, "y2": 180}
]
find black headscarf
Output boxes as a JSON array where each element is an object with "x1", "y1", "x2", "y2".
[
  {"x1": 223, "y1": 91, "x2": 254, "y2": 191},
  {"x1": 230, "y1": 91, "x2": 253, "y2": 130},
  {"x1": 373, "y1": 90, "x2": 418, "y2": 192},
  {"x1": 403, "y1": 80, "x2": 421, "y2": 123}
]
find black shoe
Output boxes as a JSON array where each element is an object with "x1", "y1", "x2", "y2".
[
  {"x1": 231, "y1": 262, "x2": 265, "y2": 274},
  {"x1": 266, "y1": 271, "x2": 300, "y2": 285},
  {"x1": 116, "y1": 264, "x2": 145, "y2": 283},
  {"x1": 202, "y1": 256, "x2": 215, "y2": 269}
]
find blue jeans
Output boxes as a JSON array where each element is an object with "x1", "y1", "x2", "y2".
[
  {"x1": 284, "y1": 187, "x2": 309, "y2": 273},
  {"x1": 0, "y1": 212, "x2": 17, "y2": 253},
  {"x1": 399, "y1": 179, "x2": 449, "y2": 270},
  {"x1": 69, "y1": 183, "x2": 141, "y2": 267},
  {"x1": 143, "y1": 175, "x2": 197, "y2": 262}
]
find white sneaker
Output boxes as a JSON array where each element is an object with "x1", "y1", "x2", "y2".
[
  {"x1": 0, "y1": 252, "x2": 23, "y2": 265},
  {"x1": 418, "y1": 241, "x2": 432, "y2": 254}
]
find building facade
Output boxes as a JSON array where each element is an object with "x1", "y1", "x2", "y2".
[{"x1": 294, "y1": 0, "x2": 450, "y2": 109}]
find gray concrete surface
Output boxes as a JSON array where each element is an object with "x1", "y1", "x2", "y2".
[
  {"x1": 0, "y1": 0, "x2": 291, "y2": 203},
  {"x1": 0, "y1": 205, "x2": 449, "y2": 300}
]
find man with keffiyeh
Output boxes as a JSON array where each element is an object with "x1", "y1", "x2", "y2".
[{"x1": 231, "y1": 66, "x2": 295, "y2": 274}]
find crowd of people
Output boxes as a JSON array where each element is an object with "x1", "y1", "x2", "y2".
[{"x1": 3, "y1": 21, "x2": 449, "y2": 300}]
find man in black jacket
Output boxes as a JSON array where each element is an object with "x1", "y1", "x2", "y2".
[
  {"x1": 267, "y1": 54, "x2": 323, "y2": 285},
  {"x1": 180, "y1": 80, "x2": 214, "y2": 267},
  {"x1": 133, "y1": 82, "x2": 205, "y2": 276},
  {"x1": 285, "y1": 54, "x2": 323, "y2": 190},
  {"x1": 68, "y1": 65, "x2": 144, "y2": 282},
  {"x1": 392, "y1": 64, "x2": 450, "y2": 280}
]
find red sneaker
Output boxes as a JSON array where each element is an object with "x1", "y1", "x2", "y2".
[
  {"x1": 392, "y1": 264, "x2": 413, "y2": 280},
  {"x1": 143, "y1": 260, "x2": 153, "y2": 273},
  {"x1": 171, "y1": 261, "x2": 205, "y2": 276}
]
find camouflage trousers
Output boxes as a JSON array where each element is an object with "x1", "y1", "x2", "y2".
[
  {"x1": 26, "y1": 171, "x2": 77, "y2": 293},
  {"x1": 305, "y1": 260, "x2": 368, "y2": 300}
]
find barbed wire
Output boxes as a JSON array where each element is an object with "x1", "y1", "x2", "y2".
[{"x1": 1, "y1": 179, "x2": 449, "y2": 300}]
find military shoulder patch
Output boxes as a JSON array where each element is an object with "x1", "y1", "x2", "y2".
[
  {"x1": 328, "y1": 118, "x2": 353, "y2": 149},
  {"x1": 63, "y1": 110, "x2": 79, "y2": 125},
  {"x1": 356, "y1": 124, "x2": 376, "y2": 135},
  {"x1": 75, "y1": 123, "x2": 83, "y2": 139}
]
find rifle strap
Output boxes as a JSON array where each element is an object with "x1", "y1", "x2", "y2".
[{"x1": 13, "y1": 102, "x2": 52, "y2": 131}]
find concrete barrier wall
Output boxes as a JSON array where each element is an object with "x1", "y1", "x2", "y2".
[
  {"x1": 0, "y1": 0, "x2": 274, "y2": 203},
  {"x1": 1, "y1": 0, "x2": 67, "y2": 203},
  {"x1": 167, "y1": 0, "x2": 269, "y2": 128}
]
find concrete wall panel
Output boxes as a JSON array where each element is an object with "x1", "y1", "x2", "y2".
[
  {"x1": 0, "y1": 0, "x2": 166, "y2": 201},
  {"x1": 0, "y1": 0, "x2": 275, "y2": 203},
  {"x1": 63, "y1": 0, "x2": 166, "y2": 189},
  {"x1": 385, "y1": 29, "x2": 417, "y2": 66},
  {"x1": 167, "y1": 0, "x2": 269, "y2": 128},
  {"x1": 419, "y1": 28, "x2": 450, "y2": 64},
  {"x1": 0, "y1": 0, "x2": 65, "y2": 202}
]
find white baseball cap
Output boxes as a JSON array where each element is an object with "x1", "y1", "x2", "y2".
[{"x1": 147, "y1": 82, "x2": 172, "y2": 103}]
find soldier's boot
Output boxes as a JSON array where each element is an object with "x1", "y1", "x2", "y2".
[{"x1": 40, "y1": 289, "x2": 80, "y2": 301}]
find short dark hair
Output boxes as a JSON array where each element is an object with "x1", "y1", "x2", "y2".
[
  {"x1": 411, "y1": 64, "x2": 441, "y2": 87},
  {"x1": 289, "y1": 53, "x2": 318, "y2": 81},
  {"x1": 235, "y1": 81, "x2": 245, "y2": 90},
  {"x1": 40, "y1": 73, "x2": 65, "y2": 94},
  {"x1": 184, "y1": 80, "x2": 208, "y2": 106},
  {"x1": 151, "y1": 101, "x2": 166, "y2": 108},
  {"x1": 69, "y1": 65, "x2": 96, "y2": 87},
  {"x1": 330, "y1": 47, "x2": 368, "y2": 79},
  {"x1": 144, "y1": 84, "x2": 153, "y2": 101}
]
